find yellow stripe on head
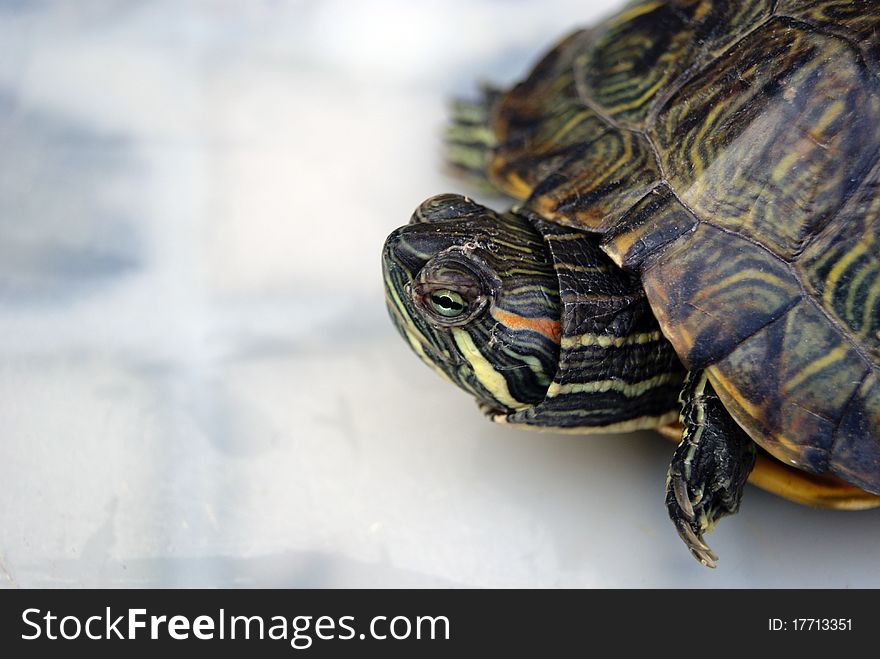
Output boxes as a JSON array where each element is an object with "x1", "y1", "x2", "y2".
[{"x1": 452, "y1": 329, "x2": 527, "y2": 410}]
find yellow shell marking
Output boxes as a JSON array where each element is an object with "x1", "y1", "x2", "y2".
[
  {"x1": 823, "y1": 239, "x2": 866, "y2": 310},
  {"x1": 783, "y1": 344, "x2": 850, "y2": 393}
]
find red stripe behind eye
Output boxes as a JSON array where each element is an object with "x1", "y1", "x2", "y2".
[{"x1": 491, "y1": 308, "x2": 561, "y2": 344}]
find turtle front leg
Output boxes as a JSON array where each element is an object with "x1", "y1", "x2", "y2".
[{"x1": 666, "y1": 371, "x2": 757, "y2": 568}]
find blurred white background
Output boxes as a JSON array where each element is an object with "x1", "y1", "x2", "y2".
[{"x1": 1, "y1": 0, "x2": 878, "y2": 588}]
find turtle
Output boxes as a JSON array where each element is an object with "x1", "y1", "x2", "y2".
[{"x1": 381, "y1": 0, "x2": 880, "y2": 567}]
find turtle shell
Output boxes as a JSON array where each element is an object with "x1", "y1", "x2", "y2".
[{"x1": 486, "y1": 1, "x2": 880, "y2": 494}]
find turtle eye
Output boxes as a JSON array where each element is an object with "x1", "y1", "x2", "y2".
[
  {"x1": 410, "y1": 253, "x2": 491, "y2": 326},
  {"x1": 428, "y1": 289, "x2": 468, "y2": 318},
  {"x1": 411, "y1": 281, "x2": 487, "y2": 327}
]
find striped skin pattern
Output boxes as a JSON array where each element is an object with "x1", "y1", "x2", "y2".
[
  {"x1": 481, "y1": 1, "x2": 880, "y2": 492},
  {"x1": 382, "y1": 196, "x2": 684, "y2": 432},
  {"x1": 499, "y1": 212, "x2": 685, "y2": 430}
]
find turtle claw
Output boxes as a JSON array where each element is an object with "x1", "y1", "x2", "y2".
[
  {"x1": 676, "y1": 515, "x2": 718, "y2": 568},
  {"x1": 669, "y1": 471, "x2": 717, "y2": 566},
  {"x1": 666, "y1": 473, "x2": 718, "y2": 568},
  {"x1": 671, "y1": 474, "x2": 695, "y2": 522}
]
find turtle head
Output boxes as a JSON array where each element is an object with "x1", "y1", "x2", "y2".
[{"x1": 382, "y1": 194, "x2": 561, "y2": 414}]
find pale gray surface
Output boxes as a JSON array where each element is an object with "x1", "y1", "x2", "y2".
[{"x1": 1, "y1": 0, "x2": 878, "y2": 588}]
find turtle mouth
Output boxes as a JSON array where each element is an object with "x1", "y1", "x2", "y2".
[{"x1": 383, "y1": 288, "x2": 467, "y2": 370}]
